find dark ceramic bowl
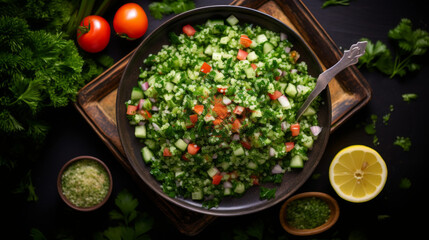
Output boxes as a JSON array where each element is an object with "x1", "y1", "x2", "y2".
[
  {"x1": 57, "y1": 156, "x2": 113, "y2": 211},
  {"x1": 279, "y1": 192, "x2": 340, "y2": 236},
  {"x1": 116, "y1": 5, "x2": 331, "y2": 216}
]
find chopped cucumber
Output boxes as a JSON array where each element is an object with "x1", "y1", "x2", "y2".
[
  {"x1": 175, "y1": 139, "x2": 188, "y2": 151},
  {"x1": 233, "y1": 146, "x2": 245, "y2": 156},
  {"x1": 142, "y1": 146, "x2": 154, "y2": 163},
  {"x1": 290, "y1": 155, "x2": 304, "y2": 168},
  {"x1": 256, "y1": 34, "x2": 268, "y2": 44},
  {"x1": 263, "y1": 42, "x2": 274, "y2": 54},
  {"x1": 192, "y1": 190, "x2": 203, "y2": 200},
  {"x1": 244, "y1": 67, "x2": 255, "y2": 79},
  {"x1": 234, "y1": 182, "x2": 245, "y2": 194},
  {"x1": 131, "y1": 87, "x2": 144, "y2": 101},
  {"x1": 135, "y1": 125, "x2": 146, "y2": 138},
  {"x1": 206, "y1": 19, "x2": 224, "y2": 27},
  {"x1": 226, "y1": 15, "x2": 239, "y2": 26},
  {"x1": 207, "y1": 167, "x2": 219, "y2": 177},
  {"x1": 285, "y1": 83, "x2": 297, "y2": 97},
  {"x1": 247, "y1": 51, "x2": 258, "y2": 61},
  {"x1": 303, "y1": 106, "x2": 317, "y2": 116}
]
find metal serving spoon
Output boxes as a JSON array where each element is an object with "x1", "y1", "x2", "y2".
[{"x1": 296, "y1": 41, "x2": 367, "y2": 121}]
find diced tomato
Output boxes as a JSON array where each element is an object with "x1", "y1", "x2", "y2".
[
  {"x1": 200, "y1": 62, "x2": 212, "y2": 74},
  {"x1": 193, "y1": 105, "x2": 204, "y2": 115},
  {"x1": 126, "y1": 105, "x2": 138, "y2": 115},
  {"x1": 213, "y1": 118, "x2": 223, "y2": 125},
  {"x1": 217, "y1": 87, "x2": 228, "y2": 94},
  {"x1": 251, "y1": 63, "x2": 258, "y2": 70},
  {"x1": 189, "y1": 114, "x2": 198, "y2": 124},
  {"x1": 275, "y1": 76, "x2": 281, "y2": 81},
  {"x1": 233, "y1": 105, "x2": 245, "y2": 115},
  {"x1": 139, "y1": 109, "x2": 152, "y2": 119},
  {"x1": 250, "y1": 175, "x2": 259, "y2": 185},
  {"x1": 241, "y1": 140, "x2": 252, "y2": 150},
  {"x1": 182, "y1": 153, "x2": 190, "y2": 161},
  {"x1": 232, "y1": 119, "x2": 241, "y2": 132},
  {"x1": 212, "y1": 174, "x2": 222, "y2": 185},
  {"x1": 268, "y1": 90, "x2": 283, "y2": 100},
  {"x1": 237, "y1": 49, "x2": 248, "y2": 60},
  {"x1": 182, "y1": 24, "x2": 196, "y2": 36},
  {"x1": 188, "y1": 143, "x2": 201, "y2": 155},
  {"x1": 212, "y1": 103, "x2": 228, "y2": 119},
  {"x1": 163, "y1": 147, "x2": 172, "y2": 157},
  {"x1": 240, "y1": 34, "x2": 252, "y2": 48},
  {"x1": 290, "y1": 123, "x2": 300, "y2": 136},
  {"x1": 285, "y1": 142, "x2": 295, "y2": 152}
]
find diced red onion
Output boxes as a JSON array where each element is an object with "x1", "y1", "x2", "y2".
[
  {"x1": 271, "y1": 164, "x2": 283, "y2": 174},
  {"x1": 223, "y1": 96, "x2": 232, "y2": 105},
  {"x1": 269, "y1": 147, "x2": 276, "y2": 157},
  {"x1": 138, "y1": 121, "x2": 146, "y2": 126},
  {"x1": 284, "y1": 46, "x2": 291, "y2": 53},
  {"x1": 149, "y1": 97, "x2": 156, "y2": 103},
  {"x1": 152, "y1": 123, "x2": 160, "y2": 131},
  {"x1": 183, "y1": 138, "x2": 190, "y2": 144},
  {"x1": 310, "y1": 126, "x2": 322, "y2": 136},
  {"x1": 232, "y1": 134, "x2": 240, "y2": 141},
  {"x1": 281, "y1": 121, "x2": 288, "y2": 131},
  {"x1": 151, "y1": 106, "x2": 159, "y2": 111},
  {"x1": 276, "y1": 68, "x2": 283, "y2": 77},
  {"x1": 278, "y1": 95, "x2": 291, "y2": 109},
  {"x1": 291, "y1": 69, "x2": 298, "y2": 74},
  {"x1": 141, "y1": 82, "x2": 149, "y2": 91},
  {"x1": 212, "y1": 153, "x2": 218, "y2": 159},
  {"x1": 137, "y1": 99, "x2": 145, "y2": 110},
  {"x1": 280, "y1": 32, "x2": 287, "y2": 41},
  {"x1": 223, "y1": 181, "x2": 232, "y2": 189}
]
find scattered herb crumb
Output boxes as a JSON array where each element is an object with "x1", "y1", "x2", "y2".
[
  {"x1": 312, "y1": 173, "x2": 321, "y2": 180},
  {"x1": 394, "y1": 136, "x2": 411, "y2": 151},
  {"x1": 402, "y1": 93, "x2": 418, "y2": 102},
  {"x1": 399, "y1": 177, "x2": 412, "y2": 189},
  {"x1": 322, "y1": 0, "x2": 351, "y2": 8},
  {"x1": 382, "y1": 105, "x2": 394, "y2": 125}
]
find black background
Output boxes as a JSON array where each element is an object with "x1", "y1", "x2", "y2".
[{"x1": 5, "y1": 0, "x2": 428, "y2": 239}]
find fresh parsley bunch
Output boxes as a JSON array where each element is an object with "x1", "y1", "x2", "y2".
[{"x1": 359, "y1": 19, "x2": 429, "y2": 78}]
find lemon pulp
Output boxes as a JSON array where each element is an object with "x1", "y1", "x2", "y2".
[{"x1": 329, "y1": 145, "x2": 387, "y2": 202}]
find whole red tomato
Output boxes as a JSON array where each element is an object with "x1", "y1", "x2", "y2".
[
  {"x1": 113, "y1": 3, "x2": 148, "y2": 40},
  {"x1": 77, "y1": 15, "x2": 111, "y2": 53}
]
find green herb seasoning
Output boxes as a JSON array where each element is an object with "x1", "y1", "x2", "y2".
[
  {"x1": 61, "y1": 159, "x2": 110, "y2": 208},
  {"x1": 285, "y1": 197, "x2": 331, "y2": 229}
]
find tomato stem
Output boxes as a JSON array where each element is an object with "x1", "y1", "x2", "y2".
[{"x1": 77, "y1": 24, "x2": 90, "y2": 39}]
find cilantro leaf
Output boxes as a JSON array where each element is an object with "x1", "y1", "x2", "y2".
[{"x1": 358, "y1": 19, "x2": 429, "y2": 78}]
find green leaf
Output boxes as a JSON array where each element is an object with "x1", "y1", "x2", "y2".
[
  {"x1": 109, "y1": 209, "x2": 124, "y2": 221},
  {"x1": 103, "y1": 226, "x2": 123, "y2": 240},
  {"x1": 399, "y1": 177, "x2": 411, "y2": 189},
  {"x1": 322, "y1": 0, "x2": 350, "y2": 8},
  {"x1": 30, "y1": 228, "x2": 47, "y2": 240},
  {"x1": 393, "y1": 136, "x2": 411, "y2": 151},
  {"x1": 115, "y1": 190, "x2": 139, "y2": 219}
]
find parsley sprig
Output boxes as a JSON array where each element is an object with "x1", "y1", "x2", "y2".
[
  {"x1": 322, "y1": 0, "x2": 351, "y2": 8},
  {"x1": 359, "y1": 19, "x2": 429, "y2": 78}
]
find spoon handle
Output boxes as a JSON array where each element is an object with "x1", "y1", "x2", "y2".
[{"x1": 296, "y1": 41, "x2": 367, "y2": 121}]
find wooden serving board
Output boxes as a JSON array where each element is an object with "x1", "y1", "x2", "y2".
[{"x1": 74, "y1": 0, "x2": 371, "y2": 236}]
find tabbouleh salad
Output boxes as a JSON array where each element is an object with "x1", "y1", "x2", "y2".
[{"x1": 125, "y1": 15, "x2": 323, "y2": 208}]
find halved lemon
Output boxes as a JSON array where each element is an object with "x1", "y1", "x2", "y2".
[{"x1": 329, "y1": 145, "x2": 387, "y2": 203}]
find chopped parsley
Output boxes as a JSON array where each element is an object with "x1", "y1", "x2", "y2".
[
  {"x1": 394, "y1": 136, "x2": 411, "y2": 151},
  {"x1": 402, "y1": 93, "x2": 418, "y2": 102}
]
